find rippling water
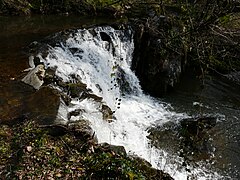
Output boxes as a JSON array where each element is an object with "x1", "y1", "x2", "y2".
[{"x1": 162, "y1": 72, "x2": 240, "y2": 179}]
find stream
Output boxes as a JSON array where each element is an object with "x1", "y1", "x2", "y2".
[
  {"x1": 162, "y1": 72, "x2": 240, "y2": 179},
  {"x1": 0, "y1": 16, "x2": 239, "y2": 180}
]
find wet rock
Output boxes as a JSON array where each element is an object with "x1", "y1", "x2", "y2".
[
  {"x1": 43, "y1": 66, "x2": 57, "y2": 85},
  {"x1": 101, "y1": 104, "x2": 116, "y2": 122},
  {"x1": 68, "y1": 109, "x2": 85, "y2": 119},
  {"x1": 116, "y1": 67, "x2": 132, "y2": 95},
  {"x1": 100, "y1": 32, "x2": 112, "y2": 42},
  {"x1": 147, "y1": 121, "x2": 179, "y2": 153},
  {"x1": 81, "y1": 93, "x2": 103, "y2": 102},
  {"x1": 180, "y1": 117, "x2": 217, "y2": 136},
  {"x1": 60, "y1": 93, "x2": 71, "y2": 106},
  {"x1": 148, "y1": 117, "x2": 217, "y2": 167},
  {"x1": 55, "y1": 77, "x2": 68, "y2": 88},
  {"x1": 69, "y1": 47, "x2": 84, "y2": 55}
]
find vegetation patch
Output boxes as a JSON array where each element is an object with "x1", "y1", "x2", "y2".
[
  {"x1": 0, "y1": 0, "x2": 131, "y2": 16},
  {"x1": 0, "y1": 120, "x2": 172, "y2": 179}
]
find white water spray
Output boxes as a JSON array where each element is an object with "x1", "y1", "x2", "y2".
[{"x1": 39, "y1": 26, "x2": 222, "y2": 179}]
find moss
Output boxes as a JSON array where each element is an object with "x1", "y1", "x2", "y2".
[
  {"x1": 1, "y1": 0, "x2": 32, "y2": 15},
  {"x1": 218, "y1": 13, "x2": 240, "y2": 29},
  {"x1": 84, "y1": 0, "x2": 126, "y2": 14},
  {"x1": 83, "y1": 150, "x2": 144, "y2": 179},
  {"x1": 0, "y1": 0, "x2": 130, "y2": 16},
  {"x1": 0, "y1": 126, "x2": 12, "y2": 168},
  {"x1": 208, "y1": 55, "x2": 230, "y2": 72}
]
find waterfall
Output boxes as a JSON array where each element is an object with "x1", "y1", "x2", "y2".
[{"x1": 31, "y1": 25, "x2": 222, "y2": 179}]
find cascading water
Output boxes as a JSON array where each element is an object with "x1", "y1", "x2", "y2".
[{"x1": 32, "y1": 25, "x2": 223, "y2": 179}]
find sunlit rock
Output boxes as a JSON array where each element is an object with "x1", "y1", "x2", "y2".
[{"x1": 22, "y1": 64, "x2": 45, "y2": 89}]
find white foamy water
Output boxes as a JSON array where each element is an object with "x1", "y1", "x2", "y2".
[{"x1": 39, "y1": 26, "x2": 222, "y2": 179}]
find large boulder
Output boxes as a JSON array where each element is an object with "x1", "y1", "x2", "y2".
[
  {"x1": 25, "y1": 86, "x2": 63, "y2": 125},
  {"x1": 0, "y1": 81, "x2": 34, "y2": 124}
]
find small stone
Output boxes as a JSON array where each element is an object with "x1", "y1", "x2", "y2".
[
  {"x1": 55, "y1": 173, "x2": 62, "y2": 178},
  {"x1": 26, "y1": 146, "x2": 32, "y2": 152}
]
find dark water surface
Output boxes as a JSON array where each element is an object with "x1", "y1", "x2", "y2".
[{"x1": 161, "y1": 72, "x2": 240, "y2": 179}]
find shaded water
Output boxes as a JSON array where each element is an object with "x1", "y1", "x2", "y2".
[
  {"x1": 0, "y1": 16, "x2": 239, "y2": 179},
  {"x1": 161, "y1": 72, "x2": 240, "y2": 179}
]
